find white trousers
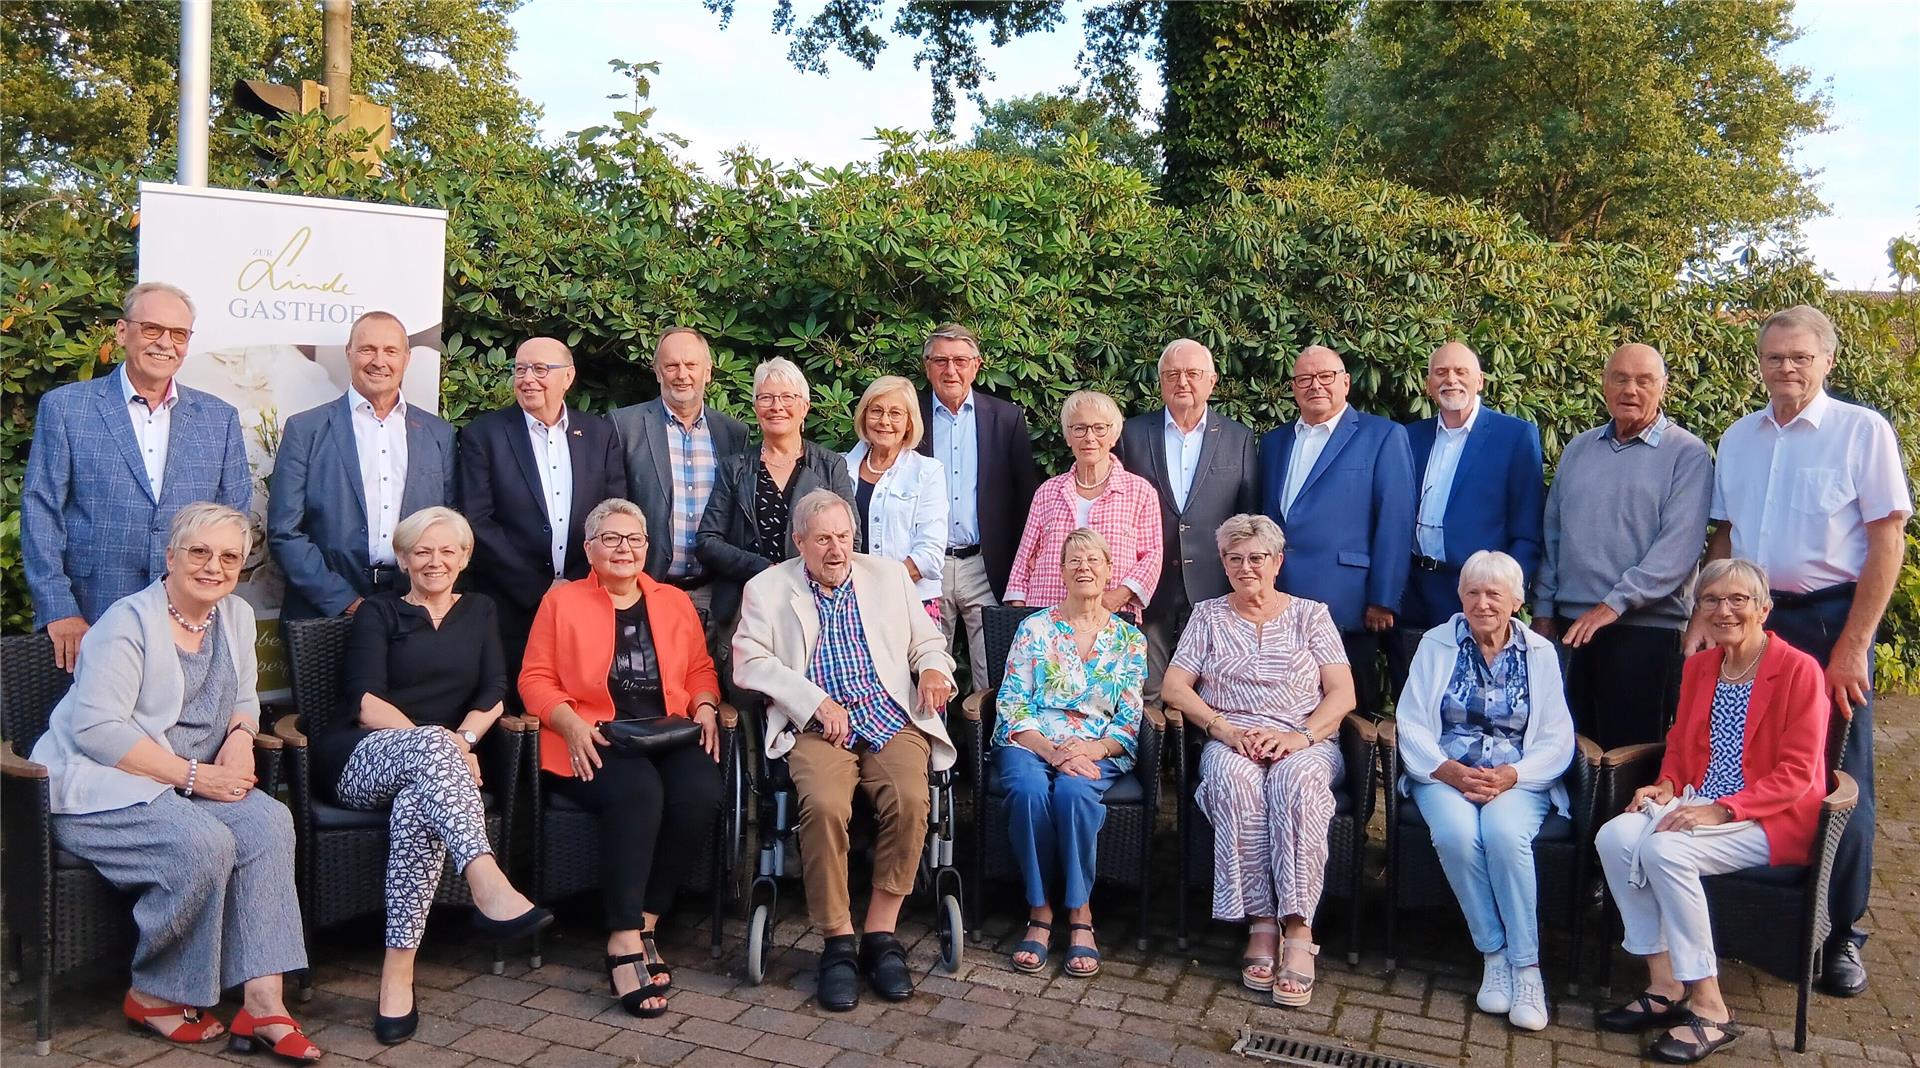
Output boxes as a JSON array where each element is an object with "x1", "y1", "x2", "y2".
[
  {"x1": 938, "y1": 553, "x2": 998, "y2": 688},
  {"x1": 1595, "y1": 804, "x2": 1771, "y2": 982}
]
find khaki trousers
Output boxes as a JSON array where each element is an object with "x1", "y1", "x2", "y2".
[
  {"x1": 937, "y1": 552, "x2": 997, "y2": 690},
  {"x1": 787, "y1": 727, "x2": 932, "y2": 932}
]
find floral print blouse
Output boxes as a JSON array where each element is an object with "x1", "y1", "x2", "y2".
[{"x1": 992, "y1": 608, "x2": 1147, "y2": 770}]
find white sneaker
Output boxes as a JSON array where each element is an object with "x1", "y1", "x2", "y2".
[
  {"x1": 1508, "y1": 965, "x2": 1549, "y2": 1032},
  {"x1": 1476, "y1": 952, "x2": 1512, "y2": 1014}
]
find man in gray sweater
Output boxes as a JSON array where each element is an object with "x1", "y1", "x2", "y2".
[{"x1": 1531, "y1": 343, "x2": 1712, "y2": 749}]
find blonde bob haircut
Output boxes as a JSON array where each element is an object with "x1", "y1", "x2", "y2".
[
  {"x1": 393, "y1": 506, "x2": 474, "y2": 559},
  {"x1": 169, "y1": 501, "x2": 251, "y2": 556},
  {"x1": 1060, "y1": 526, "x2": 1113, "y2": 568},
  {"x1": 1214, "y1": 513, "x2": 1285, "y2": 556},
  {"x1": 854, "y1": 375, "x2": 926, "y2": 450}
]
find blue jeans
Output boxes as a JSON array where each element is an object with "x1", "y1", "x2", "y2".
[
  {"x1": 1410, "y1": 780, "x2": 1551, "y2": 967},
  {"x1": 995, "y1": 745, "x2": 1121, "y2": 910}
]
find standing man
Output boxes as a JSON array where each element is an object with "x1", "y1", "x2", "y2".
[
  {"x1": 23, "y1": 281, "x2": 251, "y2": 670},
  {"x1": 458, "y1": 336, "x2": 627, "y2": 681},
  {"x1": 1532, "y1": 343, "x2": 1712, "y2": 749},
  {"x1": 1690, "y1": 304, "x2": 1912, "y2": 998},
  {"x1": 1116, "y1": 338, "x2": 1258, "y2": 704},
  {"x1": 1397, "y1": 342, "x2": 1545, "y2": 688},
  {"x1": 609, "y1": 327, "x2": 750, "y2": 616},
  {"x1": 268, "y1": 311, "x2": 457, "y2": 619},
  {"x1": 1257, "y1": 345, "x2": 1416, "y2": 718},
  {"x1": 916, "y1": 322, "x2": 1041, "y2": 690}
]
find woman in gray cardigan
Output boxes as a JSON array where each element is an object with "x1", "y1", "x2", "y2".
[{"x1": 32, "y1": 503, "x2": 318, "y2": 1062}]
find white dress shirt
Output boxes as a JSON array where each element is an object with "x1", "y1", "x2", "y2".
[
  {"x1": 349, "y1": 386, "x2": 409, "y2": 566},
  {"x1": 1282, "y1": 405, "x2": 1347, "y2": 518},
  {"x1": 931, "y1": 391, "x2": 980, "y2": 548},
  {"x1": 119, "y1": 368, "x2": 177, "y2": 498},
  {"x1": 1711, "y1": 390, "x2": 1913, "y2": 593},
  {"x1": 1416, "y1": 398, "x2": 1481, "y2": 559},
  {"x1": 526, "y1": 409, "x2": 574, "y2": 578},
  {"x1": 844, "y1": 444, "x2": 949, "y2": 601},
  {"x1": 1163, "y1": 408, "x2": 1208, "y2": 512}
]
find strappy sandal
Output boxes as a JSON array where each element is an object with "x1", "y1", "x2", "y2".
[
  {"x1": 1647, "y1": 1011, "x2": 1741, "y2": 1064},
  {"x1": 1599, "y1": 989, "x2": 1689, "y2": 1032},
  {"x1": 605, "y1": 951, "x2": 669, "y2": 1018},
  {"x1": 123, "y1": 992, "x2": 224, "y2": 1043},
  {"x1": 1271, "y1": 937, "x2": 1319, "y2": 1008},
  {"x1": 1012, "y1": 918, "x2": 1054, "y2": 974},
  {"x1": 639, "y1": 927, "x2": 673, "y2": 990},
  {"x1": 1240, "y1": 920, "x2": 1279, "y2": 992},
  {"x1": 1062, "y1": 922, "x2": 1101, "y2": 978},
  {"x1": 227, "y1": 1009, "x2": 323, "y2": 1063}
]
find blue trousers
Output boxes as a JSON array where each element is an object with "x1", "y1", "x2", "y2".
[
  {"x1": 996, "y1": 746, "x2": 1121, "y2": 910},
  {"x1": 1410, "y1": 781, "x2": 1551, "y2": 967}
]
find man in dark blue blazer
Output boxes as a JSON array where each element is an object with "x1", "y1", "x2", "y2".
[
  {"x1": 268, "y1": 311, "x2": 457, "y2": 619},
  {"x1": 1257, "y1": 345, "x2": 1416, "y2": 718},
  {"x1": 458, "y1": 336, "x2": 627, "y2": 681},
  {"x1": 22, "y1": 281, "x2": 252, "y2": 669},
  {"x1": 1399, "y1": 342, "x2": 1546, "y2": 654}
]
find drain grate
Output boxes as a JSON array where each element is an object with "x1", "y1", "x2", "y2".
[{"x1": 1230, "y1": 1027, "x2": 1444, "y2": 1068}]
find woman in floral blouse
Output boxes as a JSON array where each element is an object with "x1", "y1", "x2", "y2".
[{"x1": 993, "y1": 528, "x2": 1146, "y2": 978}]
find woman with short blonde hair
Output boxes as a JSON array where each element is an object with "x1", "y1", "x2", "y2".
[{"x1": 846, "y1": 376, "x2": 947, "y2": 614}]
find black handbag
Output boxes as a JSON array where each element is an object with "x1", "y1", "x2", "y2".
[{"x1": 601, "y1": 717, "x2": 702, "y2": 756}]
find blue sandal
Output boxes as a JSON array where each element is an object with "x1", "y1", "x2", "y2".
[
  {"x1": 1063, "y1": 922, "x2": 1101, "y2": 978},
  {"x1": 1011, "y1": 919, "x2": 1053, "y2": 974}
]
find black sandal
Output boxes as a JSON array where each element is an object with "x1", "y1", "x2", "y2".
[
  {"x1": 1598, "y1": 989, "x2": 1687, "y2": 1032},
  {"x1": 1647, "y1": 1012, "x2": 1740, "y2": 1064},
  {"x1": 605, "y1": 952, "x2": 669, "y2": 1018}
]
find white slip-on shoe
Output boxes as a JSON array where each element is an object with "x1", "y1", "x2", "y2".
[
  {"x1": 1508, "y1": 964, "x2": 1549, "y2": 1032},
  {"x1": 1476, "y1": 952, "x2": 1513, "y2": 1015}
]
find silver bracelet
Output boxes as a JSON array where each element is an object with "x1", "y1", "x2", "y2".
[{"x1": 179, "y1": 758, "x2": 199, "y2": 797}]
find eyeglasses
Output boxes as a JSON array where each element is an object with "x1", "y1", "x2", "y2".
[
  {"x1": 866, "y1": 407, "x2": 912, "y2": 423},
  {"x1": 1160, "y1": 369, "x2": 1211, "y2": 383},
  {"x1": 1699, "y1": 593, "x2": 1757, "y2": 611},
  {"x1": 181, "y1": 544, "x2": 245, "y2": 571},
  {"x1": 1222, "y1": 552, "x2": 1275, "y2": 570},
  {"x1": 754, "y1": 393, "x2": 806, "y2": 409},
  {"x1": 511, "y1": 361, "x2": 572, "y2": 379},
  {"x1": 1291, "y1": 370, "x2": 1344, "y2": 389},
  {"x1": 1066, "y1": 423, "x2": 1114, "y2": 438},
  {"x1": 925, "y1": 356, "x2": 979, "y2": 370},
  {"x1": 125, "y1": 320, "x2": 193, "y2": 346},
  {"x1": 1760, "y1": 353, "x2": 1819, "y2": 370},
  {"x1": 593, "y1": 532, "x2": 647, "y2": 550}
]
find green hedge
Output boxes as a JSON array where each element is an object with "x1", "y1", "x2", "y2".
[{"x1": 5, "y1": 114, "x2": 1917, "y2": 684}]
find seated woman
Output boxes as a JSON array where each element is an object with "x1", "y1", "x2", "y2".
[
  {"x1": 522, "y1": 498, "x2": 724, "y2": 1019},
  {"x1": 1396, "y1": 550, "x2": 1573, "y2": 1034},
  {"x1": 1160, "y1": 515, "x2": 1355, "y2": 1008},
  {"x1": 318, "y1": 506, "x2": 553, "y2": 1045},
  {"x1": 1003, "y1": 390, "x2": 1160, "y2": 618},
  {"x1": 844, "y1": 374, "x2": 947, "y2": 618},
  {"x1": 31, "y1": 503, "x2": 317, "y2": 1061},
  {"x1": 993, "y1": 528, "x2": 1147, "y2": 978},
  {"x1": 1594, "y1": 559, "x2": 1829, "y2": 1064}
]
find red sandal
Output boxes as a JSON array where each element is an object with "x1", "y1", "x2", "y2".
[
  {"x1": 123, "y1": 991, "x2": 224, "y2": 1043},
  {"x1": 228, "y1": 1009, "x2": 323, "y2": 1063}
]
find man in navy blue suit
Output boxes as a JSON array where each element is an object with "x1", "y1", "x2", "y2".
[
  {"x1": 1395, "y1": 342, "x2": 1545, "y2": 688},
  {"x1": 1257, "y1": 345, "x2": 1416, "y2": 717}
]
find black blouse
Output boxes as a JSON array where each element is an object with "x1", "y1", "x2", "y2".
[
  {"x1": 316, "y1": 592, "x2": 508, "y2": 799},
  {"x1": 855, "y1": 476, "x2": 876, "y2": 540},
  {"x1": 609, "y1": 599, "x2": 667, "y2": 721},
  {"x1": 753, "y1": 460, "x2": 794, "y2": 561}
]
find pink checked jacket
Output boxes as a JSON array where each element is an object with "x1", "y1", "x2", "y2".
[{"x1": 1003, "y1": 458, "x2": 1163, "y2": 612}]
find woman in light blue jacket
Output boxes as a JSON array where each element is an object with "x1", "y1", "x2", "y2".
[{"x1": 845, "y1": 375, "x2": 948, "y2": 615}]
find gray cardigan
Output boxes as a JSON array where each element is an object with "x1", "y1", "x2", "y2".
[{"x1": 31, "y1": 581, "x2": 261, "y2": 815}]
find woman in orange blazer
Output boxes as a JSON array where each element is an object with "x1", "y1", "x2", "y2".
[
  {"x1": 1592, "y1": 559, "x2": 1831, "y2": 1064},
  {"x1": 520, "y1": 498, "x2": 721, "y2": 1020}
]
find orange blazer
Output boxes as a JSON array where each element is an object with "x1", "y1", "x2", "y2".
[{"x1": 519, "y1": 571, "x2": 721, "y2": 778}]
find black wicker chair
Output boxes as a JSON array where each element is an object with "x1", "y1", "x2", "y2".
[
  {"x1": 1378, "y1": 719, "x2": 1603, "y2": 991},
  {"x1": 1171, "y1": 710, "x2": 1378, "y2": 962},
  {"x1": 963, "y1": 604, "x2": 1165, "y2": 951},
  {"x1": 1597, "y1": 712, "x2": 1857, "y2": 1053},
  {"x1": 1, "y1": 632, "x2": 282, "y2": 1055},
  {"x1": 271, "y1": 616, "x2": 529, "y2": 987}
]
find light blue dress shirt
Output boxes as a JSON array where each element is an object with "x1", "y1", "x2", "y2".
[
  {"x1": 1162, "y1": 408, "x2": 1207, "y2": 512},
  {"x1": 1416, "y1": 399, "x2": 1480, "y2": 560},
  {"x1": 932, "y1": 391, "x2": 980, "y2": 547}
]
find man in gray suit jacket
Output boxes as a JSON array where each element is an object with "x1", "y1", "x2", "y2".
[
  {"x1": 1115, "y1": 338, "x2": 1259, "y2": 703},
  {"x1": 268, "y1": 311, "x2": 456, "y2": 619},
  {"x1": 609, "y1": 327, "x2": 750, "y2": 614}
]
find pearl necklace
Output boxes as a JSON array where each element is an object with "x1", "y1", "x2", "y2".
[
  {"x1": 860, "y1": 452, "x2": 897, "y2": 479},
  {"x1": 1072, "y1": 461, "x2": 1112, "y2": 491},
  {"x1": 167, "y1": 600, "x2": 216, "y2": 634}
]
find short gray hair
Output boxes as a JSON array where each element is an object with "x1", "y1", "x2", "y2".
[
  {"x1": 1060, "y1": 527, "x2": 1113, "y2": 568},
  {"x1": 1059, "y1": 390, "x2": 1123, "y2": 432},
  {"x1": 753, "y1": 357, "x2": 810, "y2": 402},
  {"x1": 1156, "y1": 338, "x2": 1215, "y2": 378},
  {"x1": 1696, "y1": 558, "x2": 1771, "y2": 606},
  {"x1": 792, "y1": 488, "x2": 854, "y2": 538},
  {"x1": 1457, "y1": 549, "x2": 1525, "y2": 602},
  {"x1": 123, "y1": 280, "x2": 196, "y2": 321},
  {"x1": 922, "y1": 322, "x2": 981, "y2": 359},
  {"x1": 1214, "y1": 513, "x2": 1285, "y2": 556},
  {"x1": 169, "y1": 501, "x2": 250, "y2": 556},
  {"x1": 1757, "y1": 304, "x2": 1838, "y2": 359},
  {"x1": 393, "y1": 506, "x2": 473, "y2": 558},
  {"x1": 584, "y1": 498, "x2": 647, "y2": 540}
]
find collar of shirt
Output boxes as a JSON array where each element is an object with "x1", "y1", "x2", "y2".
[
  {"x1": 808, "y1": 573, "x2": 855, "y2": 604},
  {"x1": 1761, "y1": 388, "x2": 1832, "y2": 431},
  {"x1": 349, "y1": 384, "x2": 407, "y2": 422},
  {"x1": 1454, "y1": 614, "x2": 1527, "y2": 654},
  {"x1": 933, "y1": 390, "x2": 976, "y2": 419},
  {"x1": 119, "y1": 366, "x2": 178, "y2": 410},
  {"x1": 1435, "y1": 397, "x2": 1480, "y2": 439},
  {"x1": 1163, "y1": 406, "x2": 1208, "y2": 437},
  {"x1": 1601, "y1": 412, "x2": 1669, "y2": 447},
  {"x1": 662, "y1": 403, "x2": 706, "y2": 431},
  {"x1": 1295, "y1": 403, "x2": 1347, "y2": 439},
  {"x1": 524, "y1": 407, "x2": 569, "y2": 435}
]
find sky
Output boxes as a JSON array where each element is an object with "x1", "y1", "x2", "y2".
[{"x1": 509, "y1": 0, "x2": 1920, "y2": 291}]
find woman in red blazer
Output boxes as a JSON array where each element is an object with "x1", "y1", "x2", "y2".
[
  {"x1": 1592, "y1": 559, "x2": 1831, "y2": 1064},
  {"x1": 520, "y1": 498, "x2": 722, "y2": 1020}
]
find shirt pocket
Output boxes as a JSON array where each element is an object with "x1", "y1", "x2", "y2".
[{"x1": 1789, "y1": 467, "x2": 1848, "y2": 516}]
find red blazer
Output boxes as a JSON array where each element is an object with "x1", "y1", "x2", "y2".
[
  {"x1": 519, "y1": 571, "x2": 721, "y2": 778},
  {"x1": 1657, "y1": 633, "x2": 1831, "y2": 866}
]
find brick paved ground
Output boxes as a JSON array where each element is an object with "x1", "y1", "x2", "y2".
[{"x1": 5, "y1": 696, "x2": 1913, "y2": 1067}]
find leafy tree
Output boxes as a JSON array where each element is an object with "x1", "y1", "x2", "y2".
[
  {"x1": 1328, "y1": 0, "x2": 1829, "y2": 260},
  {"x1": 969, "y1": 88, "x2": 1159, "y2": 175}
]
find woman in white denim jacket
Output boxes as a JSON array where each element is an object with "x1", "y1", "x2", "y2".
[{"x1": 844, "y1": 376, "x2": 948, "y2": 613}]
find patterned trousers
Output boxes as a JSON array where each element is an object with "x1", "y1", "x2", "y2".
[
  {"x1": 336, "y1": 727, "x2": 494, "y2": 949},
  {"x1": 1196, "y1": 739, "x2": 1343, "y2": 922}
]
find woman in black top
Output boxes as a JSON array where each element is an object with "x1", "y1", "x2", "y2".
[{"x1": 321, "y1": 507, "x2": 551, "y2": 1045}]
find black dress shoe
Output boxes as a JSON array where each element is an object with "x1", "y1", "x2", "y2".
[
  {"x1": 373, "y1": 996, "x2": 418, "y2": 1046},
  {"x1": 817, "y1": 935, "x2": 861, "y2": 1012},
  {"x1": 1647, "y1": 1013, "x2": 1740, "y2": 1064},
  {"x1": 1819, "y1": 939, "x2": 1868, "y2": 998},
  {"x1": 473, "y1": 905, "x2": 555, "y2": 941},
  {"x1": 860, "y1": 932, "x2": 914, "y2": 1002},
  {"x1": 1599, "y1": 990, "x2": 1688, "y2": 1033}
]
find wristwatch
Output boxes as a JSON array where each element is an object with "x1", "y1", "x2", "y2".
[{"x1": 460, "y1": 729, "x2": 479, "y2": 749}]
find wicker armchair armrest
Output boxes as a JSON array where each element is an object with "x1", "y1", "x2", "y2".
[
  {"x1": 495, "y1": 715, "x2": 535, "y2": 733},
  {"x1": 1573, "y1": 733, "x2": 1602, "y2": 767},
  {"x1": 1598, "y1": 742, "x2": 1667, "y2": 812},
  {"x1": 1823, "y1": 770, "x2": 1859, "y2": 813},
  {"x1": 1156, "y1": 700, "x2": 1182, "y2": 727},
  {"x1": 0, "y1": 747, "x2": 48, "y2": 779},
  {"x1": 1339, "y1": 713, "x2": 1379, "y2": 817},
  {"x1": 1143, "y1": 701, "x2": 1167, "y2": 730},
  {"x1": 272, "y1": 715, "x2": 309, "y2": 747},
  {"x1": 716, "y1": 703, "x2": 740, "y2": 730}
]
